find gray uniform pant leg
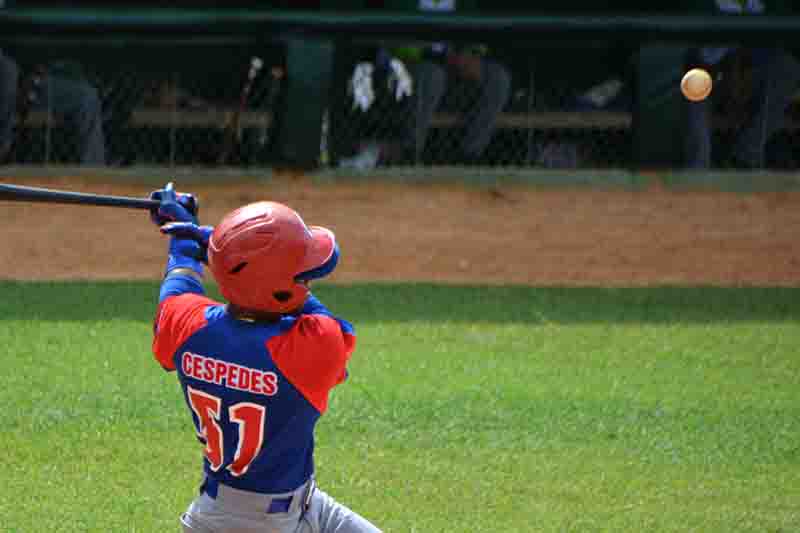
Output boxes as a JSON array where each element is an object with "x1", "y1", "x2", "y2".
[
  {"x1": 35, "y1": 74, "x2": 106, "y2": 165},
  {"x1": 405, "y1": 60, "x2": 448, "y2": 160},
  {"x1": 684, "y1": 97, "x2": 712, "y2": 169},
  {"x1": 460, "y1": 58, "x2": 511, "y2": 158},
  {"x1": 180, "y1": 481, "x2": 381, "y2": 533},
  {"x1": 0, "y1": 52, "x2": 18, "y2": 155},
  {"x1": 685, "y1": 48, "x2": 800, "y2": 169},
  {"x1": 298, "y1": 487, "x2": 381, "y2": 533},
  {"x1": 733, "y1": 49, "x2": 800, "y2": 168}
]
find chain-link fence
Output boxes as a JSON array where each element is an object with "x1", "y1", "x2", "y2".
[
  {"x1": 5, "y1": 51, "x2": 285, "y2": 168},
  {"x1": 330, "y1": 41, "x2": 800, "y2": 171},
  {"x1": 3, "y1": 38, "x2": 799, "y2": 171},
  {"x1": 330, "y1": 45, "x2": 635, "y2": 170}
]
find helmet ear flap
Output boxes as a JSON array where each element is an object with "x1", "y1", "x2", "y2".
[{"x1": 295, "y1": 244, "x2": 340, "y2": 282}]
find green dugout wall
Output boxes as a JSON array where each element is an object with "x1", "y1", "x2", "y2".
[{"x1": 275, "y1": 38, "x2": 335, "y2": 169}]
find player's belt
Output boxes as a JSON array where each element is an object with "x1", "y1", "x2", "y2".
[{"x1": 200, "y1": 475, "x2": 314, "y2": 515}]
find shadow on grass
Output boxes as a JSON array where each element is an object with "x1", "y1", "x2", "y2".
[{"x1": 2, "y1": 281, "x2": 799, "y2": 324}]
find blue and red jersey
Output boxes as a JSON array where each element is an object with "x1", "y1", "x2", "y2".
[{"x1": 152, "y1": 275, "x2": 355, "y2": 494}]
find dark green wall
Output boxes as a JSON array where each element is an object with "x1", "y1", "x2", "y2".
[{"x1": 13, "y1": 0, "x2": 800, "y2": 13}]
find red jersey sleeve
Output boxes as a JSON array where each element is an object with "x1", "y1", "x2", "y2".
[
  {"x1": 152, "y1": 293, "x2": 217, "y2": 370},
  {"x1": 267, "y1": 314, "x2": 356, "y2": 413}
]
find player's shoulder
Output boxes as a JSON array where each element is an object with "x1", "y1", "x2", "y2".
[
  {"x1": 267, "y1": 311, "x2": 356, "y2": 412},
  {"x1": 153, "y1": 293, "x2": 224, "y2": 370},
  {"x1": 289, "y1": 312, "x2": 354, "y2": 342},
  {"x1": 158, "y1": 293, "x2": 225, "y2": 325},
  {"x1": 161, "y1": 292, "x2": 219, "y2": 312},
  {"x1": 272, "y1": 312, "x2": 355, "y2": 363}
]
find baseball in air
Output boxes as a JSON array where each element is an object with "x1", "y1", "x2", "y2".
[{"x1": 681, "y1": 68, "x2": 712, "y2": 102}]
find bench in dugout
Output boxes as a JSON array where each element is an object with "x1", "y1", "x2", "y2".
[{"x1": 17, "y1": 101, "x2": 800, "y2": 167}]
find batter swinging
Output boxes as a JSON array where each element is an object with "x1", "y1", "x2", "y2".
[{"x1": 149, "y1": 183, "x2": 381, "y2": 533}]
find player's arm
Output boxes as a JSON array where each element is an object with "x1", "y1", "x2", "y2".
[
  {"x1": 149, "y1": 183, "x2": 216, "y2": 370},
  {"x1": 148, "y1": 182, "x2": 212, "y2": 302},
  {"x1": 151, "y1": 245, "x2": 217, "y2": 372},
  {"x1": 152, "y1": 240, "x2": 213, "y2": 371},
  {"x1": 160, "y1": 268, "x2": 204, "y2": 301},
  {"x1": 152, "y1": 290, "x2": 217, "y2": 371},
  {"x1": 157, "y1": 240, "x2": 206, "y2": 302},
  {"x1": 156, "y1": 220, "x2": 208, "y2": 304}
]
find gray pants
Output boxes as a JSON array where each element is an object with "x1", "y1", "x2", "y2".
[
  {"x1": 0, "y1": 51, "x2": 106, "y2": 165},
  {"x1": 685, "y1": 48, "x2": 800, "y2": 169},
  {"x1": 180, "y1": 477, "x2": 381, "y2": 533},
  {"x1": 405, "y1": 58, "x2": 511, "y2": 160}
]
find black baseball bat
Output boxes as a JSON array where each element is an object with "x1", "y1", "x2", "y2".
[{"x1": 0, "y1": 183, "x2": 160, "y2": 209}]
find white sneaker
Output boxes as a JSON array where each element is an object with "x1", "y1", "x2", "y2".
[{"x1": 338, "y1": 143, "x2": 381, "y2": 170}]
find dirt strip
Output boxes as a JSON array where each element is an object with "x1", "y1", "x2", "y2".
[{"x1": 2, "y1": 176, "x2": 799, "y2": 285}]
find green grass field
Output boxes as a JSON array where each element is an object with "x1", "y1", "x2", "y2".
[{"x1": 2, "y1": 282, "x2": 799, "y2": 532}]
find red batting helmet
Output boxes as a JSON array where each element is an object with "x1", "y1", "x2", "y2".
[{"x1": 207, "y1": 201, "x2": 338, "y2": 313}]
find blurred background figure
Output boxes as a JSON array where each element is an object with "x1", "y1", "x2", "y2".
[
  {"x1": 0, "y1": 50, "x2": 106, "y2": 165},
  {"x1": 684, "y1": 0, "x2": 800, "y2": 169},
  {"x1": 339, "y1": 0, "x2": 511, "y2": 168}
]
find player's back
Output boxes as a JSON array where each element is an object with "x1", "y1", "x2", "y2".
[{"x1": 153, "y1": 294, "x2": 354, "y2": 494}]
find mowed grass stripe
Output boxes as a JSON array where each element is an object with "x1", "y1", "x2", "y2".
[{"x1": 1, "y1": 282, "x2": 798, "y2": 532}]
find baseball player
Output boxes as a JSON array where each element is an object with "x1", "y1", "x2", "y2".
[
  {"x1": 685, "y1": 0, "x2": 800, "y2": 169},
  {"x1": 149, "y1": 183, "x2": 381, "y2": 532}
]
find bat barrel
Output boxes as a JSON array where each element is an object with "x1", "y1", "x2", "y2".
[{"x1": 0, "y1": 183, "x2": 160, "y2": 209}]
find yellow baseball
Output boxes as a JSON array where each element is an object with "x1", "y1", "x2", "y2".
[{"x1": 681, "y1": 68, "x2": 712, "y2": 102}]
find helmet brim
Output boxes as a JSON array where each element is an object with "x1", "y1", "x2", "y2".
[{"x1": 300, "y1": 226, "x2": 337, "y2": 275}]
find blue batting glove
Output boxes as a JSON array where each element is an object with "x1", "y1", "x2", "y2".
[
  {"x1": 161, "y1": 222, "x2": 214, "y2": 264},
  {"x1": 165, "y1": 237, "x2": 204, "y2": 277},
  {"x1": 149, "y1": 182, "x2": 199, "y2": 226}
]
